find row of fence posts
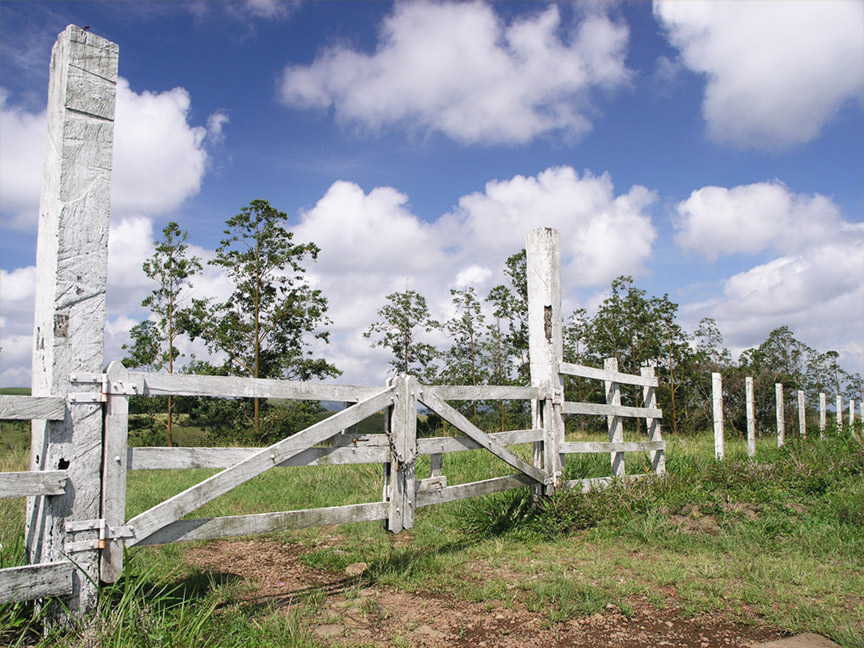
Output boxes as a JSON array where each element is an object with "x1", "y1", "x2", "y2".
[{"x1": 711, "y1": 372, "x2": 861, "y2": 460}]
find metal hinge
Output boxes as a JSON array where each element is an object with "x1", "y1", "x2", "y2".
[
  {"x1": 65, "y1": 518, "x2": 135, "y2": 552},
  {"x1": 68, "y1": 373, "x2": 139, "y2": 403}
]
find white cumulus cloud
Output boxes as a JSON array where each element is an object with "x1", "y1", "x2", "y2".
[
  {"x1": 673, "y1": 181, "x2": 850, "y2": 261},
  {"x1": 654, "y1": 0, "x2": 864, "y2": 149},
  {"x1": 675, "y1": 181, "x2": 864, "y2": 371},
  {"x1": 279, "y1": 2, "x2": 631, "y2": 145}
]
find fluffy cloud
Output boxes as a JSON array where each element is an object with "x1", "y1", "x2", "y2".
[
  {"x1": 673, "y1": 181, "x2": 850, "y2": 260},
  {"x1": 280, "y1": 2, "x2": 630, "y2": 144},
  {"x1": 0, "y1": 79, "x2": 216, "y2": 230},
  {"x1": 654, "y1": 1, "x2": 864, "y2": 149},
  {"x1": 675, "y1": 182, "x2": 864, "y2": 370},
  {"x1": 442, "y1": 167, "x2": 657, "y2": 287}
]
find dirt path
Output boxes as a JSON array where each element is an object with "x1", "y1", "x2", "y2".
[{"x1": 185, "y1": 538, "x2": 786, "y2": 648}]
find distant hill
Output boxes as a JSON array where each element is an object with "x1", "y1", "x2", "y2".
[{"x1": 0, "y1": 387, "x2": 31, "y2": 396}]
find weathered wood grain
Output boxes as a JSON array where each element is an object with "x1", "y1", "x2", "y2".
[
  {"x1": 0, "y1": 396, "x2": 65, "y2": 421},
  {"x1": 126, "y1": 387, "x2": 395, "y2": 544},
  {"x1": 134, "y1": 502, "x2": 389, "y2": 546},
  {"x1": 28, "y1": 24, "x2": 118, "y2": 614},
  {"x1": 526, "y1": 227, "x2": 565, "y2": 493},
  {"x1": 561, "y1": 401, "x2": 662, "y2": 419},
  {"x1": 425, "y1": 385, "x2": 541, "y2": 401},
  {"x1": 129, "y1": 372, "x2": 380, "y2": 402},
  {"x1": 819, "y1": 392, "x2": 827, "y2": 433},
  {"x1": 797, "y1": 390, "x2": 806, "y2": 438},
  {"x1": 713, "y1": 372, "x2": 724, "y2": 460},
  {"x1": 417, "y1": 428, "x2": 543, "y2": 455},
  {"x1": 641, "y1": 366, "x2": 665, "y2": 475},
  {"x1": 558, "y1": 362, "x2": 658, "y2": 387},
  {"x1": 416, "y1": 474, "x2": 534, "y2": 507},
  {"x1": 605, "y1": 358, "x2": 625, "y2": 478},
  {"x1": 0, "y1": 561, "x2": 73, "y2": 603},
  {"x1": 560, "y1": 441, "x2": 666, "y2": 454},
  {"x1": 746, "y1": 376, "x2": 756, "y2": 456},
  {"x1": 0, "y1": 471, "x2": 67, "y2": 498},
  {"x1": 100, "y1": 361, "x2": 129, "y2": 583},
  {"x1": 420, "y1": 389, "x2": 547, "y2": 485},
  {"x1": 128, "y1": 443, "x2": 390, "y2": 470},
  {"x1": 775, "y1": 383, "x2": 785, "y2": 448}
]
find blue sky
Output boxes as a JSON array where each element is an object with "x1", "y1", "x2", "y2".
[{"x1": 1, "y1": 0, "x2": 862, "y2": 387}]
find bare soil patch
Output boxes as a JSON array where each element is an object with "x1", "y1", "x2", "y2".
[{"x1": 185, "y1": 537, "x2": 786, "y2": 647}]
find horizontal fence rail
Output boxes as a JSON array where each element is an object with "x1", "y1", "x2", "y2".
[
  {"x1": 559, "y1": 362, "x2": 658, "y2": 387},
  {"x1": 0, "y1": 395, "x2": 66, "y2": 421},
  {"x1": 0, "y1": 470, "x2": 68, "y2": 498},
  {"x1": 0, "y1": 562, "x2": 74, "y2": 604}
]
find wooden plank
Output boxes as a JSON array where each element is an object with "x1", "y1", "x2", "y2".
[
  {"x1": 641, "y1": 366, "x2": 665, "y2": 475},
  {"x1": 416, "y1": 474, "x2": 534, "y2": 507},
  {"x1": 559, "y1": 362, "x2": 658, "y2": 387},
  {"x1": 0, "y1": 561, "x2": 74, "y2": 604},
  {"x1": 128, "y1": 444, "x2": 389, "y2": 470},
  {"x1": 560, "y1": 441, "x2": 666, "y2": 454},
  {"x1": 746, "y1": 376, "x2": 756, "y2": 456},
  {"x1": 417, "y1": 429, "x2": 543, "y2": 455},
  {"x1": 420, "y1": 388, "x2": 547, "y2": 485},
  {"x1": 385, "y1": 376, "x2": 417, "y2": 533},
  {"x1": 126, "y1": 387, "x2": 395, "y2": 544},
  {"x1": 526, "y1": 227, "x2": 565, "y2": 494},
  {"x1": 713, "y1": 372, "x2": 724, "y2": 460},
  {"x1": 836, "y1": 394, "x2": 843, "y2": 432},
  {"x1": 775, "y1": 383, "x2": 785, "y2": 448},
  {"x1": 797, "y1": 390, "x2": 806, "y2": 438},
  {"x1": 28, "y1": 26, "x2": 119, "y2": 615},
  {"x1": 134, "y1": 502, "x2": 389, "y2": 546},
  {"x1": 129, "y1": 372, "x2": 380, "y2": 402},
  {"x1": 561, "y1": 401, "x2": 662, "y2": 419},
  {"x1": 100, "y1": 361, "x2": 129, "y2": 583},
  {"x1": 425, "y1": 385, "x2": 541, "y2": 401},
  {"x1": 0, "y1": 396, "x2": 65, "y2": 421},
  {"x1": 605, "y1": 358, "x2": 625, "y2": 478},
  {"x1": 819, "y1": 392, "x2": 827, "y2": 432},
  {"x1": 0, "y1": 471, "x2": 67, "y2": 498}
]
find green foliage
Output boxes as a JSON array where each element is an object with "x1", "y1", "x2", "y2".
[
  {"x1": 182, "y1": 200, "x2": 339, "y2": 438},
  {"x1": 364, "y1": 289, "x2": 441, "y2": 380}
]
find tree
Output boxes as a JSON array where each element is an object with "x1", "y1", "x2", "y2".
[
  {"x1": 123, "y1": 221, "x2": 201, "y2": 446},
  {"x1": 486, "y1": 249, "x2": 529, "y2": 384},
  {"x1": 184, "y1": 200, "x2": 339, "y2": 440},
  {"x1": 364, "y1": 289, "x2": 440, "y2": 381},
  {"x1": 442, "y1": 287, "x2": 488, "y2": 424}
]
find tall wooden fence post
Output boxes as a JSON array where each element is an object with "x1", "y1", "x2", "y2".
[
  {"x1": 712, "y1": 372, "x2": 724, "y2": 460},
  {"x1": 745, "y1": 376, "x2": 756, "y2": 457},
  {"x1": 526, "y1": 228, "x2": 564, "y2": 494},
  {"x1": 26, "y1": 25, "x2": 118, "y2": 617},
  {"x1": 605, "y1": 358, "x2": 625, "y2": 477},
  {"x1": 641, "y1": 366, "x2": 665, "y2": 474},
  {"x1": 775, "y1": 383, "x2": 785, "y2": 448},
  {"x1": 850, "y1": 400, "x2": 856, "y2": 429},
  {"x1": 797, "y1": 391, "x2": 806, "y2": 438},
  {"x1": 819, "y1": 393, "x2": 827, "y2": 434},
  {"x1": 836, "y1": 395, "x2": 843, "y2": 433}
]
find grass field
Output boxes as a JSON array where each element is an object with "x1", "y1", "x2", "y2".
[{"x1": 1, "y1": 426, "x2": 862, "y2": 647}]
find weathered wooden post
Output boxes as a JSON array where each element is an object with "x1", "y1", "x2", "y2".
[
  {"x1": 836, "y1": 395, "x2": 843, "y2": 433},
  {"x1": 745, "y1": 376, "x2": 756, "y2": 457},
  {"x1": 775, "y1": 383, "x2": 785, "y2": 448},
  {"x1": 526, "y1": 228, "x2": 564, "y2": 494},
  {"x1": 850, "y1": 400, "x2": 856, "y2": 429},
  {"x1": 100, "y1": 361, "x2": 130, "y2": 583},
  {"x1": 26, "y1": 25, "x2": 118, "y2": 616},
  {"x1": 818, "y1": 393, "x2": 826, "y2": 434},
  {"x1": 712, "y1": 372, "x2": 724, "y2": 460},
  {"x1": 605, "y1": 358, "x2": 625, "y2": 476},
  {"x1": 640, "y1": 366, "x2": 665, "y2": 474},
  {"x1": 797, "y1": 390, "x2": 806, "y2": 438},
  {"x1": 383, "y1": 375, "x2": 417, "y2": 532}
]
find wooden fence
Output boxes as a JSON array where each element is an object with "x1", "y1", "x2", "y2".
[
  {"x1": 710, "y1": 372, "x2": 860, "y2": 459},
  {"x1": 0, "y1": 26, "x2": 665, "y2": 616}
]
